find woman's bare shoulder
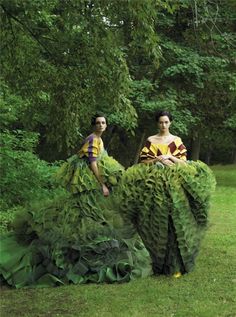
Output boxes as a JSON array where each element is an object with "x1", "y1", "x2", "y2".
[
  {"x1": 147, "y1": 135, "x2": 157, "y2": 142},
  {"x1": 170, "y1": 135, "x2": 180, "y2": 141},
  {"x1": 172, "y1": 135, "x2": 182, "y2": 141}
]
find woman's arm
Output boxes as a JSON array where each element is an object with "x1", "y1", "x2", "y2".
[
  {"x1": 169, "y1": 155, "x2": 186, "y2": 165},
  {"x1": 140, "y1": 157, "x2": 159, "y2": 164},
  {"x1": 158, "y1": 154, "x2": 186, "y2": 165},
  {"x1": 90, "y1": 161, "x2": 109, "y2": 196},
  {"x1": 140, "y1": 137, "x2": 187, "y2": 165},
  {"x1": 141, "y1": 155, "x2": 186, "y2": 165},
  {"x1": 140, "y1": 157, "x2": 174, "y2": 166}
]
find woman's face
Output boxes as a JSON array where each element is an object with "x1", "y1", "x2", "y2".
[
  {"x1": 158, "y1": 115, "x2": 171, "y2": 132},
  {"x1": 94, "y1": 117, "x2": 107, "y2": 133}
]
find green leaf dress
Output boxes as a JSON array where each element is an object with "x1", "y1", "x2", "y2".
[
  {"x1": 0, "y1": 136, "x2": 151, "y2": 288},
  {"x1": 117, "y1": 138, "x2": 216, "y2": 275}
]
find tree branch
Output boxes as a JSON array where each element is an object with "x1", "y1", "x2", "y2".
[{"x1": 1, "y1": 4, "x2": 54, "y2": 57}]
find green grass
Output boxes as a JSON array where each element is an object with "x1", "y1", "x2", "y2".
[{"x1": 1, "y1": 165, "x2": 236, "y2": 317}]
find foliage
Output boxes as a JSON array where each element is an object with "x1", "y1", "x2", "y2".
[
  {"x1": 159, "y1": 1, "x2": 236, "y2": 159},
  {"x1": 0, "y1": 85, "x2": 57, "y2": 210},
  {"x1": 0, "y1": 0, "x2": 236, "y2": 220},
  {"x1": 124, "y1": 0, "x2": 236, "y2": 163},
  {"x1": 0, "y1": 0, "x2": 162, "y2": 158},
  {"x1": 1, "y1": 0, "x2": 235, "y2": 163},
  {"x1": 0, "y1": 130, "x2": 57, "y2": 207}
]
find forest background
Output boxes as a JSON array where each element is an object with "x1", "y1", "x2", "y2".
[{"x1": 0, "y1": 0, "x2": 236, "y2": 221}]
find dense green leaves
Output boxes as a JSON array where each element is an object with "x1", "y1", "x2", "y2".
[
  {"x1": 0, "y1": 86, "x2": 57, "y2": 211},
  {"x1": 1, "y1": 0, "x2": 235, "y2": 163},
  {"x1": 0, "y1": 0, "x2": 235, "y2": 217},
  {"x1": 0, "y1": 0, "x2": 162, "y2": 157}
]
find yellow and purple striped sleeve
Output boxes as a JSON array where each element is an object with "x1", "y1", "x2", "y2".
[{"x1": 78, "y1": 135, "x2": 100, "y2": 162}]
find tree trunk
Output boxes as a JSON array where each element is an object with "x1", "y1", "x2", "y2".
[
  {"x1": 232, "y1": 148, "x2": 236, "y2": 164},
  {"x1": 134, "y1": 131, "x2": 146, "y2": 164},
  {"x1": 105, "y1": 126, "x2": 117, "y2": 151},
  {"x1": 205, "y1": 146, "x2": 212, "y2": 165},
  {"x1": 191, "y1": 134, "x2": 201, "y2": 161}
]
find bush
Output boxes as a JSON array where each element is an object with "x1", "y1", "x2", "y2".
[
  {"x1": 0, "y1": 83, "x2": 59, "y2": 213},
  {"x1": 0, "y1": 129, "x2": 59, "y2": 209}
]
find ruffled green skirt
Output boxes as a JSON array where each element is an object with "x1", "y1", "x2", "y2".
[
  {"x1": 55, "y1": 151, "x2": 124, "y2": 194},
  {"x1": 116, "y1": 161, "x2": 216, "y2": 275},
  {"x1": 0, "y1": 157, "x2": 215, "y2": 287},
  {"x1": 0, "y1": 153, "x2": 151, "y2": 288}
]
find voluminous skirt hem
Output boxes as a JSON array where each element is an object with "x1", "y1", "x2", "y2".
[
  {"x1": 0, "y1": 153, "x2": 151, "y2": 288},
  {"x1": 117, "y1": 161, "x2": 216, "y2": 275}
]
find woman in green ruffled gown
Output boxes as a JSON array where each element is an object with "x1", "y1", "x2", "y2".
[
  {"x1": 0, "y1": 114, "x2": 151, "y2": 288},
  {"x1": 76, "y1": 114, "x2": 110, "y2": 196},
  {"x1": 117, "y1": 110, "x2": 216, "y2": 278}
]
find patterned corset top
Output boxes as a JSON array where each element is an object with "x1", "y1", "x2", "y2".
[{"x1": 140, "y1": 137, "x2": 187, "y2": 161}]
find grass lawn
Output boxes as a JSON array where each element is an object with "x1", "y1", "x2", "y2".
[{"x1": 1, "y1": 165, "x2": 236, "y2": 317}]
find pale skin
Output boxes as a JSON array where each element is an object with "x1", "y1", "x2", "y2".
[
  {"x1": 141, "y1": 115, "x2": 186, "y2": 166},
  {"x1": 89, "y1": 116, "x2": 109, "y2": 197}
]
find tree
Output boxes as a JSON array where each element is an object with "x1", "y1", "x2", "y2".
[
  {"x1": 128, "y1": 0, "x2": 236, "y2": 163},
  {"x1": 0, "y1": 0, "x2": 161, "y2": 159}
]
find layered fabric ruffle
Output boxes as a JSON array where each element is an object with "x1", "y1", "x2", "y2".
[
  {"x1": 55, "y1": 151, "x2": 124, "y2": 194},
  {"x1": 0, "y1": 156, "x2": 215, "y2": 288},
  {"x1": 116, "y1": 161, "x2": 216, "y2": 275},
  {"x1": 0, "y1": 153, "x2": 151, "y2": 288}
]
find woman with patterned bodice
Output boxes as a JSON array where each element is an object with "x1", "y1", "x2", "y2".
[
  {"x1": 77, "y1": 114, "x2": 109, "y2": 196},
  {"x1": 56, "y1": 113, "x2": 117, "y2": 197},
  {"x1": 0, "y1": 113, "x2": 151, "y2": 288},
  {"x1": 140, "y1": 110, "x2": 187, "y2": 165},
  {"x1": 117, "y1": 110, "x2": 215, "y2": 278}
]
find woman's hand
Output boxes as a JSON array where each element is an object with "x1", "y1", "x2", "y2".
[
  {"x1": 161, "y1": 159, "x2": 174, "y2": 166},
  {"x1": 155, "y1": 154, "x2": 175, "y2": 166},
  {"x1": 144, "y1": 155, "x2": 186, "y2": 166},
  {"x1": 90, "y1": 161, "x2": 110, "y2": 196},
  {"x1": 154, "y1": 156, "x2": 174, "y2": 166},
  {"x1": 158, "y1": 155, "x2": 172, "y2": 161},
  {"x1": 142, "y1": 155, "x2": 173, "y2": 165},
  {"x1": 156, "y1": 155, "x2": 174, "y2": 165},
  {"x1": 102, "y1": 184, "x2": 110, "y2": 197}
]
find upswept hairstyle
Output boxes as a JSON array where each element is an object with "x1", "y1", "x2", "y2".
[
  {"x1": 91, "y1": 113, "x2": 108, "y2": 126},
  {"x1": 155, "y1": 110, "x2": 173, "y2": 122}
]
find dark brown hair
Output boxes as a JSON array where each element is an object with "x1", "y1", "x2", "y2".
[
  {"x1": 91, "y1": 113, "x2": 107, "y2": 126},
  {"x1": 155, "y1": 110, "x2": 173, "y2": 122}
]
